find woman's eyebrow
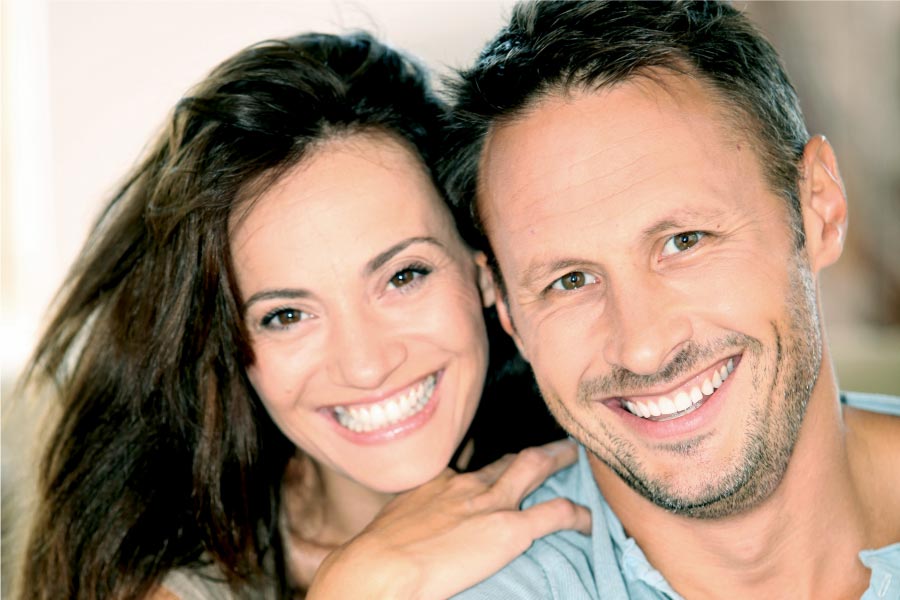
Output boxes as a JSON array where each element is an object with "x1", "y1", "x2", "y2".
[
  {"x1": 365, "y1": 236, "x2": 444, "y2": 274},
  {"x1": 243, "y1": 289, "x2": 313, "y2": 314},
  {"x1": 242, "y1": 237, "x2": 445, "y2": 314}
]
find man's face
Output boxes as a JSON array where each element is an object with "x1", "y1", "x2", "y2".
[{"x1": 479, "y1": 75, "x2": 823, "y2": 518}]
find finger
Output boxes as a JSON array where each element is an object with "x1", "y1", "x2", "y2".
[
  {"x1": 490, "y1": 439, "x2": 579, "y2": 503},
  {"x1": 520, "y1": 497, "x2": 592, "y2": 538},
  {"x1": 465, "y1": 452, "x2": 518, "y2": 486}
]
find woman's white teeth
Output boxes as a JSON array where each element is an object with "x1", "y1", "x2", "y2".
[
  {"x1": 334, "y1": 374, "x2": 436, "y2": 432},
  {"x1": 623, "y1": 359, "x2": 735, "y2": 420}
]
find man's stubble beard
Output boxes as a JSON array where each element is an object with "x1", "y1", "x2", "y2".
[{"x1": 537, "y1": 252, "x2": 823, "y2": 519}]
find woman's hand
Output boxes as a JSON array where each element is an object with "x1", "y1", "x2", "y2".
[{"x1": 304, "y1": 438, "x2": 591, "y2": 600}]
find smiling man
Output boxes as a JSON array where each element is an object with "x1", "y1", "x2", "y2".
[{"x1": 442, "y1": 1, "x2": 900, "y2": 598}]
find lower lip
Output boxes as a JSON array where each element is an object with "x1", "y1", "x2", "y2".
[
  {"x1": 325, "y1": 372, "x2": 443, "y2": 445},
  {"x1": 607, "y1": 356, "x2": 740, "y2": 441}
]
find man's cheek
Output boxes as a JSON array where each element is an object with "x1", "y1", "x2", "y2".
[{"x1": 524, "y1": 324, "x2": 574, "y2": 393}]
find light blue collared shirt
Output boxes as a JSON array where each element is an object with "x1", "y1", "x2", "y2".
[{"x1": 453, "y1": 392, "x2": 900, "y2": 599}]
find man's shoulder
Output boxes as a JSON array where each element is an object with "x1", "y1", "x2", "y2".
[
  {"x1": 520, "y1": 445, "x2": 590, "y2": 509},
  {"x1": 452, "y1": 447, "x2": 601, "y2": 599},
  {"x1": 843, "y1": 391, "x2": 900, "y2": 552},
  {"x1": 452, "y1": 530, "x2": 598, "y2": 599},
  {"x1": 842, "y1": 391, "x2": 900, "y2": 416},
  {"x1": 843, "y1": 391, "x2": 900, "y2": 454},
  {"x1": 453, "y1": 446, "x2": 657, "y2": 599}
]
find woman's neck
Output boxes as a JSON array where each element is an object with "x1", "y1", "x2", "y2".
[
  {"x1": 314, "y1": 463, "x2": 397, "y2": 545},
  {"x1": 282, "y1": 453, "x2": 398, "y2": 547}
]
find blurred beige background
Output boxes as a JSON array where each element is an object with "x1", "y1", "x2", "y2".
[{"x1": 2, "y1": 1, "x2": 899, "y2": 596}]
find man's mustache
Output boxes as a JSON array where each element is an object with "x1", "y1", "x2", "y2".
[{"x1": 577, "y1": 333, "x2": 759, "y2": 400}]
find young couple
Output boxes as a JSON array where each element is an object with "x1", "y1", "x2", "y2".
[{"x1": 20, "y1": 2, "x2": 899, "y2": 599}]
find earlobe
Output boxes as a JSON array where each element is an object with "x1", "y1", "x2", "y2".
[
  {"x1": 473, "y1": 252, "x2": 496, "y2": 309},
  {"x1": 474, "y1": 251, "x2": 529, "y2": 361},
  {"x1": 799, "y1": 135, "x2": 848, "y2": 273},
  {"x1": 494, "y1": 290, "x2": 529, "y2": 363}
]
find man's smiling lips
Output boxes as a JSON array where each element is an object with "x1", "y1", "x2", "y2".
[{"x1": 603, "y1": 357, "x2": 738, "y2": 422}]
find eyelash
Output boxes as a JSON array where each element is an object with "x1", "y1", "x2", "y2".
[
  {"x1": 548, "y1": 271, "x2": 599, "y2": 292},
  {"x1": 661, "y1": 231, "x2": 706, "y2": 257},
  {"x1": 256, "y1": 263, "x2": 434, "y2": 330},
  {"x1": 260, "y1": 307, "x2": 312, "y2": 330},
  {"x1": 388, "y1": 262, "x2": 433, "y2": 292}
]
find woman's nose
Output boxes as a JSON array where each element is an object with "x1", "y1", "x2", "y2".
[{"x1": 327, "y1": 311, "x2": 408, "y2": 390}]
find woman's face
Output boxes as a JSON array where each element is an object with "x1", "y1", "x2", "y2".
[{"x1": 231, "y1": 133, "x2": 493, "y2": 493}]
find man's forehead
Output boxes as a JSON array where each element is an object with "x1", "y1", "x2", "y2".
[
  {"x1": 479, "y1": 79, "x2": 724, "y2": 212},
  {"x1": 474, "y1": 73, "x2": 769, "y2": 280}
]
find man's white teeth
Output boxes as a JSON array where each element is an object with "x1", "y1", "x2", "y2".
[
  {"x1": 690, "y1": 387, "x2": 703, "y2": 403},
  {"x1": 674, "y1": 392, "x2": 692, "y2": 412},
  {"x1": 623, "y1": 358, "x2": 735, "y2": 420},
  {"x1": 333, "y1": 374, "x2": 436, "y2": 433}
]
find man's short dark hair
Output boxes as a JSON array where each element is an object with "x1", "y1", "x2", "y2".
[{"x1": 441, "y1": 0, "x2": 810, "y2": 287}]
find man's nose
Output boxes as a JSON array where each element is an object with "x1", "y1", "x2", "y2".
[{"x1": 602, "y1": 272, "x2": 693, "y2": 376}]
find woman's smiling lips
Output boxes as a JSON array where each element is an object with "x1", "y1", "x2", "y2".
[{"x1": 322, "y1": 371, "x2": 443, "y2": 443}]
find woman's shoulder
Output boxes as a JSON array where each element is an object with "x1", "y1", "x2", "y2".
[{"x1": 155, "y1": 563, "x2": 277, "y2": 600}]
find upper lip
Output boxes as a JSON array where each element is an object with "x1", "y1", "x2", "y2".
[
  {"x1": 601, "y1": 355, "x2": 737, "y2": 404},
  {"x1": 320, "y1": 370, "x2": 440, "y2": 410}
]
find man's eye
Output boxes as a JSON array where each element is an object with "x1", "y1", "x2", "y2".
[
  {"x1": 389, "y1": 265, "x2": 431, "y2": 289},
  {"x1": 662, "y1": 231, "x2": 704, "y2": 256},
  {"x1": 261, "y1": 308, "x2": 311, "y2": 329},
  {"x1": 550, "y1": 271, "x2": 597, "y2": 291}
]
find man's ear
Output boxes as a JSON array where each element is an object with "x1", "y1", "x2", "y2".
[
  {"x1": 473, "y1": 252, "x2": 530, "y2": 361},
  {"x1": 799, "y1": 135, "x2": 848, "y2": 273},
  {"x1": 492, "y1": 285, "x2": 530, "y2": 363},
  {"x1": 473, "y1": 251, "x2": 496, "y2": 309}
]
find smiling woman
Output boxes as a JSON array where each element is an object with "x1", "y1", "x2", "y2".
[
  {"x1": 231, "y1": 133, "x2": 492, "y2": 494},
  {"x1": 14, "y1": 31, "x2": 582, "y2": 600}
]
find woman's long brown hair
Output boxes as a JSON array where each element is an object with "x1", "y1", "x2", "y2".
[{"x1": 18, "y1": 32, "x2": 450, "y2": 599}]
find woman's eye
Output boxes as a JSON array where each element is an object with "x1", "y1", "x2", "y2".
[
  {"x1": 662, "y1": 231, "x2": 704, "y2": 256},
  {"x1": 550, "y1": 271, "x2": 597, "y2": 291},
  {"x1": 260, "y1": 308, "x2": 311, "y2": 329},
  {"x1": 388, "y1": 265, "x2": 431, "y2": 289}
]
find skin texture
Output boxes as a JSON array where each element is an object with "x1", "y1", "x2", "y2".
[
  {"x1": 478, "y1": 73, "x2": 900, "y2": 598},
  {"x1": 231, "y1": 133, "x2": 492, "y2": 505},
  {"x1": 481, "y1": 77, "x2": 820, "y2": 517},
  {"x1": 221, "y1": 132, "x2": 592, "y2": 598},
  {"x1": 152, "y1": 439, "x2": 591, "y2": 600}
]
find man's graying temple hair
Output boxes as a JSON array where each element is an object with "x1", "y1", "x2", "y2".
[{"x1": 441, "y1": 0, "x2": 810, "y2": 287}]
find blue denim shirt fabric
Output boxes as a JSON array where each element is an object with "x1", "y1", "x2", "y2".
[{"x1": 453, "y1": 392, "x2": 900, "y2": 599}]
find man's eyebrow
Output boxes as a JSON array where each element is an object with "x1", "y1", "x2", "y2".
[
  {"x1": 519, "y1": 257, "x2": 588, "y2": 291},
  {"x1": 641, "y1": 209, "x2": 726, "y2": 240},
  {"x1": 365, "y1": 236, "x2": 444, "y2": 274},
  {"x1": 642, "y1": 219, "x2": 683, "y2": 240}
]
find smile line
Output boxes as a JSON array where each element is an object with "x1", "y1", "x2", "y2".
[
  {"x1": 620, "y1": 357, "x2": 735, "y2": 420},
  {"x1": 332, "y1": 373, "x2": 438, "y2": 433}
]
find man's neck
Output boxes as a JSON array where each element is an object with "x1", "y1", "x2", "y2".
[{"x1": 590, "y1": 363, "x2": 887, "y2": 599}]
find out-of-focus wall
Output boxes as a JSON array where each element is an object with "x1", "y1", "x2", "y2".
[
  {"x1": 2, "y1": 1, "x2": 899, "y2": 595},
  {"x1": 744, "y1": 1, "x2": 900, "y2": 395}
]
